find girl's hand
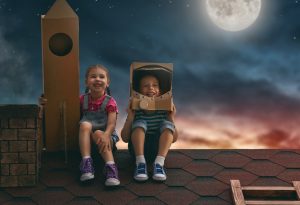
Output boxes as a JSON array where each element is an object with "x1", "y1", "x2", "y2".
[
  {"x1": 39, "y1": 94, "x2": 48, "y2": 106},
  {"x1": 97, "y1": 132, "x2": 111, "y2": 153}
]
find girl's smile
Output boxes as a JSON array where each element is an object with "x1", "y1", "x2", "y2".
[{"x1": 86, "y1": 68, "x2": 109, "y2": 97}]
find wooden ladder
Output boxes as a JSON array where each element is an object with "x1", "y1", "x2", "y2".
[{"x1": 231, "y1": 180, "x2": 300, "y2": 205}]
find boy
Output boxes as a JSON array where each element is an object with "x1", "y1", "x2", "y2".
[{"x1": 121, "y1": 74, "x2": 178, "y2": 181}]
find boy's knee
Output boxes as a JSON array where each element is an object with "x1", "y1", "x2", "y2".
[
  {"x1": 160, "y1": 120, "x2": 175, "y2": 134},
  {"x1": 132, "y1": 119, "x2": 147, "y2": 133}
]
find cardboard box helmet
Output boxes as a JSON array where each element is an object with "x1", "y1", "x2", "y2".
[{"x1": 130, "y1": 62, "x2": 173, "y2": 111}]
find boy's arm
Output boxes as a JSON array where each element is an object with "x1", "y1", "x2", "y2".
[
  {"x1": 121, "y1": 105, "x2": 135, "y2": 143},
  {"x1": 168, "y1": 103, "x2": 178, "y2": 143}
]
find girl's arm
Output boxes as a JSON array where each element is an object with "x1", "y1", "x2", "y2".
[
  {"x1": 121, "y1": 104, "x2": 135, "y2": 143},
  {"x1": 98, "y1": 111, "x2": 117, "y2": 152},
  {"x1": 167, "y1": 103, "x2": 178, "y2": 143}
]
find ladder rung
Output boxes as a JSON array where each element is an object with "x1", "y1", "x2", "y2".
[{"x1": 245, "y1": 200, "x2": 300, "y2": 205}]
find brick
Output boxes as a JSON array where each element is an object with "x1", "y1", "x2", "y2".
[
  {"x1": 28, "y1": 164, "x2": 36, "y2": 174},
  {"x1": 1, "y1": 118, "x2": 9, "y2": 128},
  {"x1": 26, "y1": 118, "x2": 36, "y2": 128},
  {"x1": 1, "y1": 141, "x2": 9, "y2": 152},
  {"x1": 0, "y1": 129, "x2": 17, "y2": 140},
  {"x1": 10, "y1": 141, "x2": 27, "y2": 152},
  {"x1": 27, "y1": 141, "x2": 36, "y2": 152},
  {"x1": 1, "y1": 164, "x2": 9, "y2": 175},
  {"x1": 18, "y1": 129, "x2": 36, "y2": 140},
  {"x1": 9, "y1": 119, "x2": 26, "y2": 128},
  {"x1": 1, "y1": 153, "x2": 18, "y2": 163},
  {"x1": 0, "y1": 176, "x2": 18, "y2": 187},
  {"x1": 18, "y1": 175, "x2": 36, "y2": 186},
  {"x1": 19, "y1": 152, "x2": 36, "y2": 163},
  {"x1": 10, "y1": 164, "x2": 27, "y2": 175}
]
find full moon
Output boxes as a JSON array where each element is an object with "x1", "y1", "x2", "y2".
[{"x1": 206, "y1": 0, "x2": 261, "y2": 32}]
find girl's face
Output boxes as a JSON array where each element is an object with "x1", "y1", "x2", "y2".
[
  {"x1": 85, "y1": 67, "x2": 109, "y2": 95},
  {"x1": 140, "y1": 75, "x2": 160, "y2": 97}
]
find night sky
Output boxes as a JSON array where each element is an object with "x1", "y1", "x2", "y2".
[{"x1": 1, "y1": 0, "x2": 300, "y2": 148}]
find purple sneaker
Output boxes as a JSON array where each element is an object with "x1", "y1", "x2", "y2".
[
  {"x1": 103, "y1": 163, "x2": 120, "y2": 186},
  {"x1": 79, "y1": 157, "x2": 95, "y2": 182}
]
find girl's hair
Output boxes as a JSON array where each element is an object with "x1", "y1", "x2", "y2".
[{"x1": 84, "y1": 64, "x2": 111, "y2": 95}]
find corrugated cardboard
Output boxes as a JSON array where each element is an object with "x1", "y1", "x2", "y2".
[
  {"x1": 130, "y1": 62, "x2": 173, "y2": 111},
  {"x1": 41, "y1": 0, "x2": 80, "y2": 151}
]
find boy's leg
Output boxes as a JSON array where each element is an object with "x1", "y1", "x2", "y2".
[
  {"x1": 131, "y1": 127, "x2": 146, "y2": 156},
  {"x1": 153, "y1": 121, "x2": 175, "y2": 181},
  {"x1": 157, "y1": 129, "x2": 174, "y2": 157},
  {"x1": 131, "y1": 121, "x2": 149, "y2": 181}
]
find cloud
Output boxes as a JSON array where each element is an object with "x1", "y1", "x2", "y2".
[
  {"x1": 258, "y1": 129, "x2": 300, "y2": 149},
  {"x1": 0, "y1": 26, "x2": 38, "y2": 104}
]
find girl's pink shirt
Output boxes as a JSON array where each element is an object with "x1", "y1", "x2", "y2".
[{"x1": 79, "y1": 93, "x2": 118, "y2": 113}]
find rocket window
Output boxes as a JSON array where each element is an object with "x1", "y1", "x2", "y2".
[{"x1": 49, "y1": 33, "x2": 73, "y2": 56}]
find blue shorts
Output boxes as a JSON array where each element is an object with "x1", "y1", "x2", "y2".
[
  {"x1": 128, "y1": 119, "x2": 175, "y2": 163},
  {"x1": 132, "y1": 119, "x2": 175, "y2": 134}
]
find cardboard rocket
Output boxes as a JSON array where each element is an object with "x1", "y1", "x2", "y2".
[
  {"x1": 130, "y1": 62, "x2": 173, "y2": 111},
  {"x1": 41, "y1": 0, "x2": 80, "y2": 151}
]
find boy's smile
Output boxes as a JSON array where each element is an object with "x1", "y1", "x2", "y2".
[{"x1": 140, "y1": 75, "x2": 160, "y2": 97}]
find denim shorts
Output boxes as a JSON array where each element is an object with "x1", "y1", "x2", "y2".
[
  {"x1": 131, "y1": 119, "x2": 175, "y2": 135},
  {"x1": 128, "y1": 119, "x2": 175, "y2": 163}
]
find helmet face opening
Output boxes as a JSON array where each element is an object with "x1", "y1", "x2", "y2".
[
  {"x1": 130, "y1": 62, "x2": 173, "y2": 111},
  {"x1": 132, "y1": 65, "x2": 172, "y2": 95}
]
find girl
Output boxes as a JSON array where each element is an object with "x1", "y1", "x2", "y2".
[{"x1": 79, "y1": 64, "x2": 120, "y2": 186}]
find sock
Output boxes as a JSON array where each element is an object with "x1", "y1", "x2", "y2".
[
  {"x1": 106, "y1": 161, "x2": 115, "y2": 165},
  {"x1": 136, "y1": 155, "x2": 146, "y2": 165},
  {"x1": 154, "y1": 156, "x2": 165, "y2": 166},
  {"x1": 83, "y1": 156, "x2": 91, "y2": 159}
]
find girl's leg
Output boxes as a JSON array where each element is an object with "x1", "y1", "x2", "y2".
[
  {"x1": 79, "y1": 122, "x2": 92, "y2": 157},
  {"x1": 78, "y1": 122, "x2": 94, "y2": 182},
  {"x1": 92, "y1": 130, "x2": 120, "y2": 186}
]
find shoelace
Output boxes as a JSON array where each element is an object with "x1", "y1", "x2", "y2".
[
  {"x1": 137, "y1": 164, "x2": 146, "y2": 174},
  {"x1": 81, "y1": 159, "x2": 93, "y2": 173},
  {"x1": 105, "y1": 164, "x2": 118, "y2": 179},
  {"x1": 155, "y1": 164, "x2": 164, "y2": 174}
]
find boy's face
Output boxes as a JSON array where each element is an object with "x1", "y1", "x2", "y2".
[{"x1": 140, "y1": 75, "x2": 160, "y2": 97}]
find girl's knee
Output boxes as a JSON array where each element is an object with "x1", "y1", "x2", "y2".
[{"x1": 80, "y1": 122, "x2": 92, "y2": 131}]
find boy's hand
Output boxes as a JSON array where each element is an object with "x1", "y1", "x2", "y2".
[
  {"x1": 126, "y1": 100, "x2": 135, "y2": 122},
  {"x1": 168, "y1": 103, "x2": 176, "y2": 122}
]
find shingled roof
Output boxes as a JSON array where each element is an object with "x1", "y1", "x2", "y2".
[{"x1": 1, "y1": 149, "x2": 300, "y2": 205}]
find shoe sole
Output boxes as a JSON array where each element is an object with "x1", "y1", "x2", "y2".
[
  {"x1": 152, "y1": 175, "x2": 166, "y2": 181},
  {"x1": 105, "y1": 179, "x2": 120, "y2": 186},
  {"x1": 80, "y1": 173, "x2": 95, "y2": 182},
  {"x1": 134, "y1": 176, "x2": 149, "y2": 181}
]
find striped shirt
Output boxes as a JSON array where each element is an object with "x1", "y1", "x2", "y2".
[{"x1": 134, "y1": 110, "x2": 168, "y2": 135}]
